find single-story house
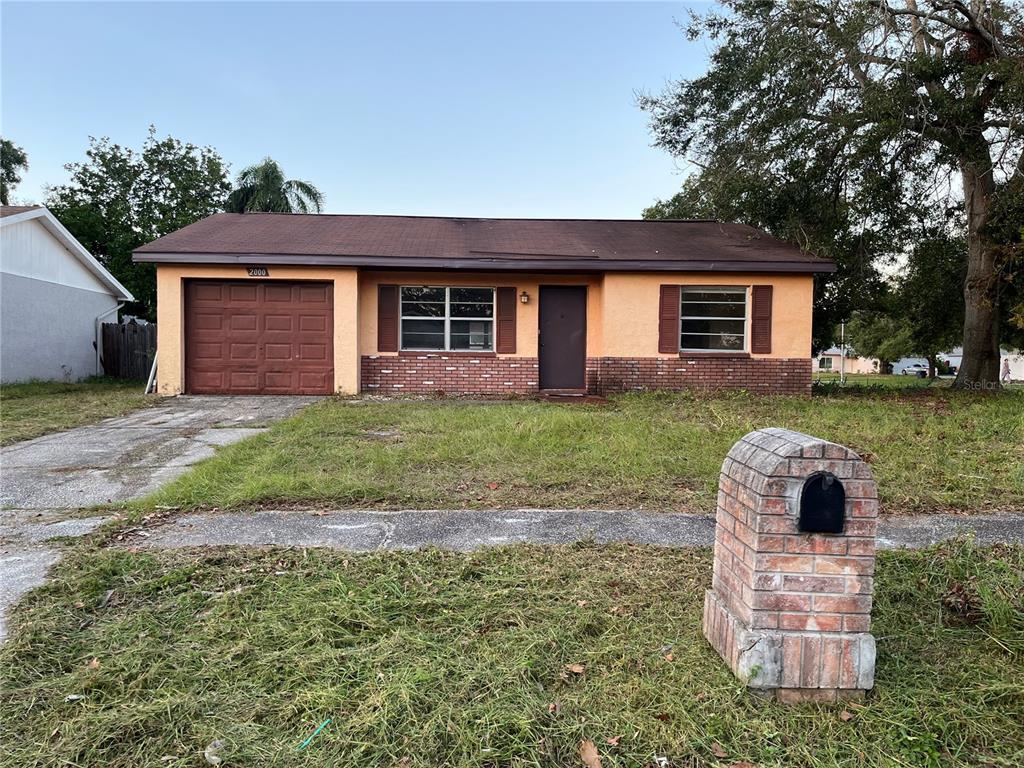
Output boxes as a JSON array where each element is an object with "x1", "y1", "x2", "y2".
[
  {"x1": 1, "y1": 205, "x2": 134, "y2": 383},
  {"x1": 132, "y1": 213, "x2": 835, "y2": 397},
  {"x1": 813, "y1": 347, "x2": 879, "y2": 375}
]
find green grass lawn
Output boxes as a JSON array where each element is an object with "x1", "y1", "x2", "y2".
[
  {"x1": 812, "y1": 373, "x2": 947, "y2": 388},
  {"x1": 0, "y1": 378, "x2": 155, "y2": 446},
  {"x1": 1, "y1": 540, "x2": 1020, "y2": 767},
  {"x1": 138, "y1": 389, "x2": 1024, "y2": 515}
]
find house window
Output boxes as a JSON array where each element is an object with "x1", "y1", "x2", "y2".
[
  {"x1": 680, "y1": 287, "x2": 747, "y2": 351},
  {"x1": 819, "y1": 357, "x2": 833, "y2": 370},
  {"x1": 400, "y1": 286, "x2": 495, "y2": 351}
]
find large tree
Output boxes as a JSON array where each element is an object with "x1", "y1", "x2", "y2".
[
  {"x1": 643, "y1": 164, "x2": 890, "y2": 353},
  {"x1": 1, "y1": 138, "x2": 29, "y2": 205},
  {"x1": 47, "y1": 127, "x2": 230, "y2": 318},
  {"x1": 225, "y1": 157, "x2": 323, "y2": 214},
  {"x1": 641, "y1": 1, "x2": 1023, "y2": 388}
]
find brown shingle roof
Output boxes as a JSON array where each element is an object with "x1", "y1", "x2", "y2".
[
  {"x1": 133, "y1": 212, "x2": 835, "y2": 273},
  {"x1": 0, "y1": 205, "x2": 42, "y2": 218}
]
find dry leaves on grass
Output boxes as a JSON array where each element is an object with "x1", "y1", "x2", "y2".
[
  {"x1": 711, "y1": 742, "x2": 729, "y2": 758},
  {"x1": 580, "y1": 740, "x2": 602, "y2": 768},
  {"x1": 564, "y1": 663, "x2": 586, "y2": 675}
]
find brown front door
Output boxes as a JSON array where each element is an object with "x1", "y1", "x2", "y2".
[
  {"x1": 538, "y1": 285, "x2": 587, "y2": 390},
  {"x1": 185, "y1": 280, "x2": 333, "y2": 395}
]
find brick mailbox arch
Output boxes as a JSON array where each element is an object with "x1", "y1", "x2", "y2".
[{"x1": 703, "y1": 427, "x2": 879, "y2": 703}]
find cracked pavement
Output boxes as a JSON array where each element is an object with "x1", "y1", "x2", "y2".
[
  {"x1": 0, "y1": 395, "x2": 319, "y2": 510},
  {"x1": 0, "y1": 395, "x2": 319, "y2": 642},
  {"x1": 130, "y1": 508, "x2": 1024, "y2": 552}
]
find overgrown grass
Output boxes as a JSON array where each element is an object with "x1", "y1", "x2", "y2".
[
  {"x1": 1, "y1": 540, "x2": 1021, "y2": 767},
  {"x1": 0, "y1": 378, "x2": 155, "y2": 446},
  {"x1": 812, "y1": 373, "x2": 947, "y2": 389},
  {"x1": 138, "y1": 390, "x2": 1024, "y2": 515}
]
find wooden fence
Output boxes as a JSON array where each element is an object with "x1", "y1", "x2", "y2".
[{"x1": 101, "y1": 323, "x2": 156, "y2": 380}]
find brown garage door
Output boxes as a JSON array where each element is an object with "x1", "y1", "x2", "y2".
[{"x1": 185, "y1": 280, "x2": 333, "y2": 395}]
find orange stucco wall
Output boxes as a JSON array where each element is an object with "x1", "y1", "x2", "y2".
[
  {"x1": 358, "y1": 271, "x2": 604, "y2": 358},
  {"x1": 155, "y1": 266, "x2": 814, "y2": 395},
  {"x1": 155, "y1": 264, "x2": 360, "y2": 395},
  {"x1": 600, "y1": 273, "x2": 813, "y2": 359}
]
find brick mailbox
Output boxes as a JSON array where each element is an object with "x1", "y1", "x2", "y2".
[{"x1": 703, "y1": 427, "x2": 879, "y2": 703}]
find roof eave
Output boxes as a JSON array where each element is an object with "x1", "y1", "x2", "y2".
[
  {"x1": 132, "y1": 251, "x2": 837, "y2": 274},
  {"x1": 4, "y1": 208, "x2": 136, "y2": 301}
]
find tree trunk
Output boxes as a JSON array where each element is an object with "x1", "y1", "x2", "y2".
[{"x1": 953, "y1": 156, "x2": 1001, "y2": 390}]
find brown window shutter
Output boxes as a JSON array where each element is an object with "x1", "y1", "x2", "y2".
[
  {"x1": 750, "y1": 285, "x2": 773, "y2": 354},
  {"x1": 495, "y1": 287, "x2": 517, "y2": 354},
  {"x1": 378, "y1": 284, "x2": 399, "y2": 352},
  {"x1": 658, "y1": 285, "x2": 681, "y2": 354}
]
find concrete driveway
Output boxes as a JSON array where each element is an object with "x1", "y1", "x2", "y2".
[
  {"x1": 1, "y1": 395, "x2": 318, "y2": 510},
  {"x1": 0, "y1": 395, "x2": 318, "y2": 642}
]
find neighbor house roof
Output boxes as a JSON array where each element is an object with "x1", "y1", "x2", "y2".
[
  {"x1": 1, "y1": 205, "x2": 135, "y2": 301},
  {"x1": 133, "y1": 213, "x2": 835, "y2": 273}
]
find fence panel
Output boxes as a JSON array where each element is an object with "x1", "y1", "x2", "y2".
[{"x1": 101, "y1": 323, "x2": 156, "y2": 380}]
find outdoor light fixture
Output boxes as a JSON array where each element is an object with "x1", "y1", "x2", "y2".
[{"x1": 520, "y1": 290, "x2": 530, "y2": 304}]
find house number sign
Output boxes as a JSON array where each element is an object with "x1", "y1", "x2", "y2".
[{"x1": 247, "y1": 267, "x2": 269, "y2": 277}]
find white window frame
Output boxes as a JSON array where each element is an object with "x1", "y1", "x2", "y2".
[
  {"x1": 679, "y1": 286, "x2": 749, "y2": 353},
  {"x1": 399, "y1": 285, "x2": 496, "y2": 352},
  {"x1": 818, "y1": 356, "x2": 833, "y2": 370}
]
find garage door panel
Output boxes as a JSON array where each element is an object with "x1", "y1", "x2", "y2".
[
  {"x1": 264, "y1": 343, "x2": 293, "y2": 360},
  {"x1": 229, "y1": 313, "x2": 258, "y2": 331},
  {"x1": 264, "y1": 371, "x2": 295, "y2": 390},
  {"x1": 228, "y1": 371, "x2": 260, "y2": 391},
  {"x1": 265, "y1": 314, "x2": 294, "y2": 331},
  {"x1": 299, "y1": 343, "x2": 328, "y2": 361},
  {"x1": 193, "y1": 341, "x2": 224, "y2": 360},
  {"x1": 228, "y1": 284, "x2": 258, "y2": 302},
  {"x1": 265, "y1": 284, "x2": 295, "y2": 302},
  {"x1": 185, "y1": 280, "x2": 333, "y2": 395},
  {"x1": 299, "y1": 284, "x2": 330, "y2": 303},
  {"x1": 188, "y1": 370, "x2": 226, "y2": 392},
  {"x1": 192, "y1": 312, "x2": 223, "y2": 331},
  {"x1": 299, "y1": 370, "x2": 332, "y2": 391},
  {"x1": 192, "y1": 283, "x2": 224, "y2": 302},
  {"x1": 229, "y1": 343, "x2": 258, "y2": 361},
  {"x1": 298, "y1": 314, "x2": 327, "y2": 332}
]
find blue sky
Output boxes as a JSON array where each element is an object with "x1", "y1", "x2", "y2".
[{"x1": 2, "y1": 2, "x2": 711, "y2": 218}]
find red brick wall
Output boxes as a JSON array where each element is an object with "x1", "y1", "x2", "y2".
[
  {"x1": 361, "y1": 355, "x2": 811, "y2": 395},
  {"x1": 361, "y1": 354, "x2": 539, "y2": 394},
  {"x1": 587, "y1": 357, "x2": 811, "y2": 396}
]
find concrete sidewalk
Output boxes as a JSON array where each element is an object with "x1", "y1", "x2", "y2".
[
  {"x1": 133, "y1": 508, "x2": 1024, "y2": 552},
  {"x1": 2, "y1": 507, "x2": 1022, "y2": 643}
]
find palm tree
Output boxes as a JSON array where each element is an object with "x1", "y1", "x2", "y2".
[{"x1": 225, "y1": 157, "x2": 324, "y2": 213}]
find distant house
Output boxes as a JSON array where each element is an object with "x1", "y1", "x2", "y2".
[
  {"x1": 132, "y1": 213, "x2": 835, "y2": 396},
  {"x1": 1, "y1": 206, "x2": 134, "y2": 383},
  {"x1": 813, "y1": 347, "x2": 878, "y2": 375},
  {"x1": 890, "y1": 347, "x2": 1023, "y2": 379},
  {"x1": 1000, "y1": 349, "x2": 1024, "y2": 381}
]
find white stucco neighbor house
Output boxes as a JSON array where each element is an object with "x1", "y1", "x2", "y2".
[
  {"x1": 813, "y1": 346, "x2": 879, "y2": 375},
  {"x1": 1, "y1": 205, "x2": 134, "y2": 383}
]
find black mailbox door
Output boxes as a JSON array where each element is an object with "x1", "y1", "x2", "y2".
[{"x1": 799, "y1": 472, "x2": 845, "y2": 534}]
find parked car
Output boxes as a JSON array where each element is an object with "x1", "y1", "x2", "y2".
[{"x1": 901, "y1": 363, "x2": 929, "y2": 378}]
